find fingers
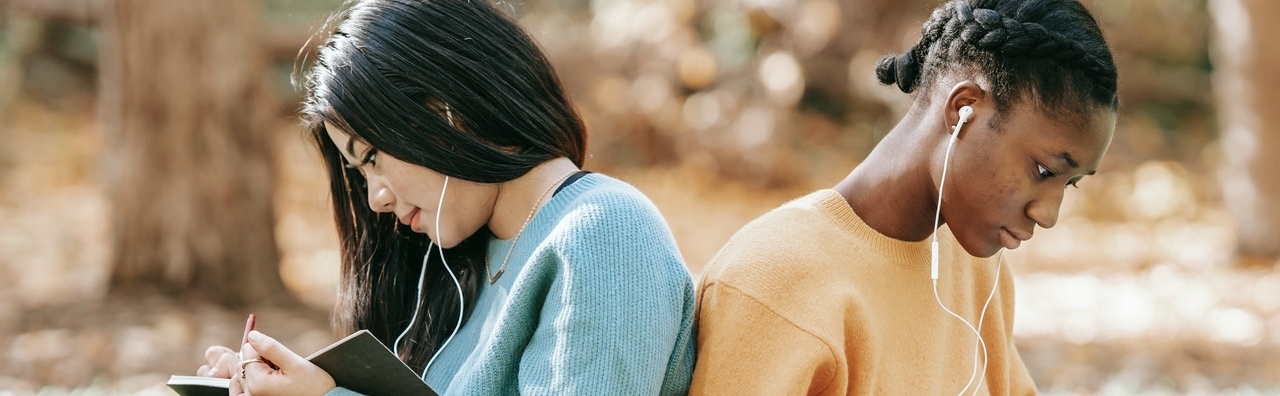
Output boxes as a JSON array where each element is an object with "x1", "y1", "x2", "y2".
[
  {"x1": 236, "y1": 340, "x2": 268, "y2": 396},
  {"x1": 238, "y1": 331, "x2": 337, "y2": 396},
  {"x1": 199, "y1": 345, "x2": 238, "y2": 379},
  {"x1": 229, "y1": 366, "x2": 246, "y2": 396},
  {"x1": 246, "y1": 330, "x2": 306, "y2": 372},
  {"x1": 212, "y1": 350, "x2": 239, "y2": 379},
  {"x1": 205, "y1": 345, "x2": 235, "y2": 364}
]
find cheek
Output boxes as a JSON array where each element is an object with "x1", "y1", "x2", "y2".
[
  {"x1": 435, "y1": 183, "x2": 497, "y2": 247},
  {"x1": 425, "y1": 203, "x2": 474, "y2": 249},
  {"x1": 949, "y1": 152, "x2": 1024, "y2": 224},
  {"x1": 385, "y1": 162, "x2": 449, "y2": 207}
]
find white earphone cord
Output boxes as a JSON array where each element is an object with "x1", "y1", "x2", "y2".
[
  {"x1": 930, "y1": 258, "x2": 1001, "y2": 396},
  {"x1": 391, "y1": 177, "x2": 465, "y2": 383},
  {"x1": 931, "y1": 107, "x2": 1000, "y2": 396}
]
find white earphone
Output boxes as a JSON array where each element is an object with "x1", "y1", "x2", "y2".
[
  {"x1": 930, "y1": 104, "x2": 1001, "y2": 396},
  {"x1": 933, "y1": 105, "x2": 973, "y2": 280},
  {"x1": 394, "y1": 176, "x2": 464, "y2": 382},
  {"x1": 945, "y1": 105, "x2": 974, "y2": 146}
]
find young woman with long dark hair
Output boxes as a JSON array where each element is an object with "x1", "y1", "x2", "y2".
[
  {"x1": 195, "y1": 1, "x2": 695, "y2": 394},
  {"x1": 691, "y1": 0, "x2": 1118, "y2": 394}
]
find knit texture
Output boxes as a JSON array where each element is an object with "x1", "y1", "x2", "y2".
[
  {"x1": 327, "y1": 174, "x2": 696, "y2": 396},
  {"x1": 690, "y1": 189, "x2": 1036, "y2": 395}
]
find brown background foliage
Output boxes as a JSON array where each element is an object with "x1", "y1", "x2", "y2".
[{"x1": 1, "y1": 0, "x2": 1278, "y2": 394}]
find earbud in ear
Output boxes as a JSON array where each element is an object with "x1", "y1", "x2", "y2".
[
  {"x1": 958, "y1": 105, "x2": 974, "y2": 125},
  {"x1": 949, "y1": 105, "x2": 974, "y2": 143}
]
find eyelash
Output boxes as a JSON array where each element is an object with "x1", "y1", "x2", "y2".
[
  {"x1": 344, "y1": 149, "x2": 378, "y2": 170},
  {"x1": 1036, "y1": 163, "x2": 1079, "y2": 188}
]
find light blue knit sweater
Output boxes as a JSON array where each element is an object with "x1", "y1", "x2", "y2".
[{"x1": 325, "y1": 174, "x2": 696, "y2": 396}]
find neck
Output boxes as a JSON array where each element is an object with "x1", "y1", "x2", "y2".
[
  {"x1": 488, "y1": 157, "x2": 579, "y2": 239},
  {"x1": 834, "y1": 105, "x2": 947, "y2": 242}
]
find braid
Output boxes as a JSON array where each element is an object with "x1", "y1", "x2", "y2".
[
  {"x1": 876, "y1": 0, "x2": 1118, "y2": 112},
  {"x1": 877, "y1": 2, "x2": 962, "y2": 93},
  {"x1": 874, "y1": 46, "x2": 922, "y2": 93},
  {"x1": 957, "y1": 7, "x2": 1117, "y2": 100}
]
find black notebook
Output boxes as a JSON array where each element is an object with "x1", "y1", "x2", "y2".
[{"x1": 167, "y1": 330, "x2": 439, "y2": 396}]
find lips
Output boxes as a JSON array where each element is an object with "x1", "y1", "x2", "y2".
[
  {"x1": 1000, "y1": 227, "x2": 1032, "y2": 250},
  {"x1": 398, "y1": 208, "x2": 420, "y2": 231}
]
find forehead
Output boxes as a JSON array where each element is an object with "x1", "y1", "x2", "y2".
[
  {"x1": 1001, "y1": 105, "x2": 1116, "y2": 169},
  {"x1": 323, "y1": 121, "x2": 366, "y2": 157}
]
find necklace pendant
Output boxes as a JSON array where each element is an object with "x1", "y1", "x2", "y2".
[{"x1": 484, "y1": 171, "x2": 576, "y2": 286}]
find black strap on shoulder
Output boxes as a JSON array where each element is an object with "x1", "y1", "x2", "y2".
[{"x1": 553, "y1": 170, "x2": 592, "y2": 196}]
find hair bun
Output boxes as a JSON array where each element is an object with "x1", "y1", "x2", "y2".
[{"x1": 875, "y1": 48, "x2": 921, "y2": 93}]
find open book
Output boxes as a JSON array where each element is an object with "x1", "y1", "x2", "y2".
[{"x1": 167, "y1": 330, "x2": 439, "y2": 396}]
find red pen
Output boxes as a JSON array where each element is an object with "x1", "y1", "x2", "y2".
[
  {"x1": 239, "y1": 313, "x2": 277, "y2": 370},
  {"x1": 242, "y1": 313, "x2": 256, "y2": 346}
]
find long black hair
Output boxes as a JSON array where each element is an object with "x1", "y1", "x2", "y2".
[
  {"x1": 876, "y1": 0, "x2": 1118, "y2": 118},
  {"x1": 298, "y1": 0, "x2": 586, "y2": 373}
]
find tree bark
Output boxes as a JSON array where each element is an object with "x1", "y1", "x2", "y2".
[
  {"x1": 1209, "y1": 0, "x2": 1280, "y2": 260},
  {"x1": 99, "y1": 0, "x2": 289, "y2": 305}
]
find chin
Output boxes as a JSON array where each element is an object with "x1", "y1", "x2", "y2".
[
  {"x1": 428, "y1": 233, "x2": 462, "y2": 249},
  {"x1": 436, "y1": 239, "x2": 464, "y2": 249},
  {"x1": 953, "y1": 230, "x2": 1002, "y2": 258},
  {"x1": 431, "y1": 226, "x2": 480, "y2": 249}
]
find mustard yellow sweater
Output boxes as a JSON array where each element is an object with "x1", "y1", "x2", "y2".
[{"x1": 691, "y1": 190, "x2": 1036, "y2": 395}]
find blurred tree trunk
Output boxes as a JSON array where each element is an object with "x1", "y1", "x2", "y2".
[
  {"x1": 99, "y1": 0, "x2": 291, "y2": 305},
  {"x1": 1209, "y1": 0, "x2": 1280, "y2": 260},
  {"x1": 0, "y1": 3, "x2": 26, "y2": 148}
]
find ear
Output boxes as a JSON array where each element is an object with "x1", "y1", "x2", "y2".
[{"x1": 941, "y1": 80, "x2": 991, "y2": 139}]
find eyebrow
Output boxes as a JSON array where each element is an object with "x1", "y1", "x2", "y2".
[
  {"x1": 1059, "y1": 152, "x2": 1097, "y2": 175},
  {"x1": 344, "y1": 137, "x2": 359, "y2": 161}
]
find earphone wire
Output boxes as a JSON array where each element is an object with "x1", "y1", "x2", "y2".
[
  {"x1": 387, "y1": 177, "x2": 462, "y2": 383},
  {"x1": 968, "y1": 249, "x2": 1003, "y2": 396},
  {"x1": 422, "y1": 176, "x2": 463, "y2": 380},
  {"x1": 931, "y1": 276, "x2": 986, "y2": 396},
  {"x1": 392, "y1": 244, "x2": 432, "y2": 358},
  {"x1": 931, "y1": 108, "x2": 993, "y2": 396}
]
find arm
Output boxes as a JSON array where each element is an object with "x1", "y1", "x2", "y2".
[
  {"x1": 690, "y1": 282, "x2": 840, "y2": 396},
  {"x1": 516, "y1": 196, "x2": 696, "y2": 395}
]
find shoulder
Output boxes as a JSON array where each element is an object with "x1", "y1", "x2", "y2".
[
  {"x1": 693, "y1": 190, "x2": 870, "y2": 340},
  {"x1": 700, "y1": 190, "x2": 849, "y2": 289},
  {"x1": 548, "y1": 173, "x2": 674, "y2": 243},
  {"x1": 561, "y1": 174, "x2": 665, "y2": 220},
  {"x1": 539, "y1": 173, "x2": 690, "y2": 280}
]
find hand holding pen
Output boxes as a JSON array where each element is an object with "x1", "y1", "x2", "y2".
[
  {"x1": 196, "y1": 313, "x2": 257, "y2": 379},
  {"x1": 234, "y1": 316, "x2": 338, "y2": 395},
  {"x1": 236, "y1": 313, "x2": 280, "y2": 374}
]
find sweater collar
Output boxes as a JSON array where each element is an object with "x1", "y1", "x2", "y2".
[
  {"x1": 484, "y1": 173, "x2": 602, "y2": 279},
  {"x1": 806, "y1": 189, "x2": 936, "y2": 269}
]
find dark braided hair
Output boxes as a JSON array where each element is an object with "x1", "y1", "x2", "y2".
[{"x1": 876, "y1": 0, "x2": 1118, "y2": 118}]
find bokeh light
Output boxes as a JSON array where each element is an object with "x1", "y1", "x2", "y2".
[{"x1": 3, "y1": 0, "x2": 1280, "y2": 394}]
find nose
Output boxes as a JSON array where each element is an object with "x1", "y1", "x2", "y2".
[
  {"x1": 1026, "y1": 186, "x2": 1063, "y2": 229},
  {"x1": 365, "y1": 173, "x2": 395, "y2": 213}
]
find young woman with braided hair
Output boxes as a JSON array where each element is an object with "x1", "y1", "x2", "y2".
[{"x1": 691, "y1": 0, "x2": 1117, "y2": 394}]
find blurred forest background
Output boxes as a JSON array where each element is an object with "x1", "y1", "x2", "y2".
[{"x1": 1, "y1": 0, "x2": 1279, "y2": 394}]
